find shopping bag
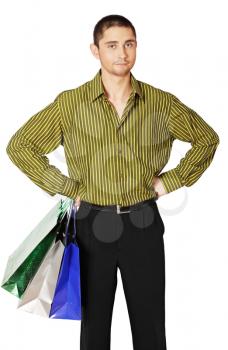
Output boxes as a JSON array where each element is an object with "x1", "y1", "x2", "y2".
[
  {"x1": 1, "y1": 197, "x2": 72, "y2": 298},
  {"x1": 16, "y1": 212, "x2": 68, "y2": 317},
  {"x1": 49, "y1": 201, "x2": 82, "y2": 320}
]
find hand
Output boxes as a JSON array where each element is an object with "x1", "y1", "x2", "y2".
[
  {"x1": 152, "y1": 176, "x2": 167, "y2": 199},
  {"x1": 74, "y1": 196, "x2": 81, "y2": 211}
]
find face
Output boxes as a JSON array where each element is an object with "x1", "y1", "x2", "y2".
[{"x1": 90, "y1": 26, "x2": 137, "y2": 77}]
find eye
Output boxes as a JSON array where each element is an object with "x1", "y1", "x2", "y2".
[
  {"x1": 108, "y1": 44, "x2": 116, "y2": 49},
  {"x1": 126, "y1": 43, "x2": 133, "y2": 47}
]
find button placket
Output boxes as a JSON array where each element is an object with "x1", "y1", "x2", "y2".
[{"x1": 116, "y1": 128, "x2": 125, "y2": 203}]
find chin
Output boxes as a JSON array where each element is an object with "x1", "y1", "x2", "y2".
[{"x1": 113, "y1": 65, "x2": 132, "y2": 74}]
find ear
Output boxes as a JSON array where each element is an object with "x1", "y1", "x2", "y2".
[{"x1": 90, "y1": 43, "x2": 100, "y2": 60}]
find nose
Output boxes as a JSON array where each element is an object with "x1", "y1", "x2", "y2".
[{"x1": 117, "y1": 45, "x2": 127, "y2": 59}]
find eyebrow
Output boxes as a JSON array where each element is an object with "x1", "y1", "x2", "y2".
[{"x1": 104, "y1": 39, "x2": 136, "y2": 45}]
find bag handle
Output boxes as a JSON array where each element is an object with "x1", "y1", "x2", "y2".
[{"x1": 65, "y1": 201, "x2": 77, "y2": 245}]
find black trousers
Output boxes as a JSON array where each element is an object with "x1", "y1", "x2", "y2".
[{"x1": 75, "y1": 198, "x2": 167, "y2": 350}]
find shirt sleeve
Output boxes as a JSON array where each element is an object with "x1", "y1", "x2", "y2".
[
  {"x1": 6, "y1": 93, "x2": 80, "y2": 199},
  {"x1": 158, "y1": 94, "x2": 220, "y2": 194}
]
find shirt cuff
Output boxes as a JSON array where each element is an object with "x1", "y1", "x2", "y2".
[
  {"x1": 158, "y1": 168, "x2": 184, "y2": 193},
  {"x1": 61, "y1": 177, "x2": 80, "y2": 199}
]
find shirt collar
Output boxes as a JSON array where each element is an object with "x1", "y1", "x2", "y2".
[{"x1": 89, "y1": 68, "x2": 143, "y2": 103}]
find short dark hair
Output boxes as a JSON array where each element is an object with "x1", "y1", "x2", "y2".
[{"x1": 93, "y1": 14, "x2": 136, "y2": 48}]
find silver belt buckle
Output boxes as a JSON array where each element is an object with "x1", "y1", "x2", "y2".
[{"x1": 116, "y1": 204, "x2": 131, "y2": 214}]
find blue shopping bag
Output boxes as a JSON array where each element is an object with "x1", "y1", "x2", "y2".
[{"x1": 49, "y1": 202, "x2": 81, "y2": 320}]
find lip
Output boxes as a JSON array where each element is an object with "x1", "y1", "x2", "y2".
[{"x1": 115, "y1": 63, "x2": 128, "y2": 65}]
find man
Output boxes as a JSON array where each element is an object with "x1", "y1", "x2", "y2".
[{"x1": 6, "y1": 14, "x2": 219, "y2": 350}]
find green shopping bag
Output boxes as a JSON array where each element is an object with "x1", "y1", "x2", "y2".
[{"x1": 1, "y1": 197, "x2": 73, "y2": 298}]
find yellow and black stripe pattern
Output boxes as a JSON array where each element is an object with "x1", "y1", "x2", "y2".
[{"x1": 6, "y1": 69, "x2": 220, "y2": 205}]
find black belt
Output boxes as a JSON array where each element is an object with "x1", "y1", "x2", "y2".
[{"x1": 81, "y1": 197, "x2": 157, "y2": 214}]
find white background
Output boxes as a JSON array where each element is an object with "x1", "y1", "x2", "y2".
[{"x1": 0, "y1": 1, "x2": 227, "y2": 349}]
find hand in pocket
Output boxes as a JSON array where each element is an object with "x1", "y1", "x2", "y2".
[{"x1": 152, "y1": 176, "x2": 168, "y2": 199}]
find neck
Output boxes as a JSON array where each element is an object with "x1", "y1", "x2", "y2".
[{"x1": 100, "y1": 68, "x2": 132, "y2": 102}]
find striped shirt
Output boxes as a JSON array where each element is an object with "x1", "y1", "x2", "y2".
[{"x1": 6, "y1": 68, "x2": 220, "y2": 206}]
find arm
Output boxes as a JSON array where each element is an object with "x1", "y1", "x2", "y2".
[
  {"x1": 6, "y1": 93, "x2": 80, "y2": 199},
  {"x1": 158, "y1": 94, "x2": 220, "y2": 194}
]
